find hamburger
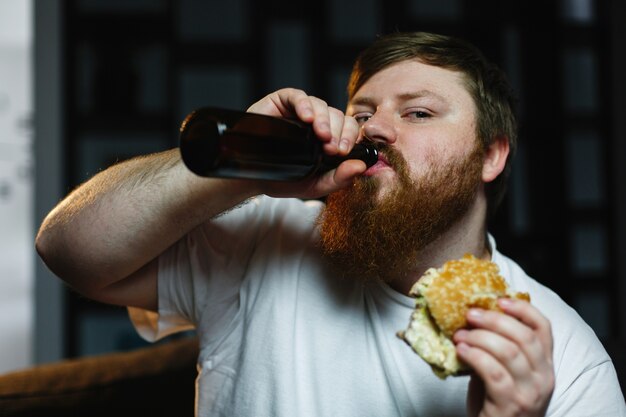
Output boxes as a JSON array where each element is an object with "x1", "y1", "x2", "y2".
[{"x1": 397, "y1": 253, "x2": 530, "y2": 379}]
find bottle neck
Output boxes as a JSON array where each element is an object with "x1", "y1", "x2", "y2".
[{"x1": 318, "y1": 142, "x2": 378, "y2": 173}]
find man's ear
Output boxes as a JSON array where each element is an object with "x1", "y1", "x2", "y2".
[{"x1": 482, "y1": 135, "x2": 510, "y2": 183}]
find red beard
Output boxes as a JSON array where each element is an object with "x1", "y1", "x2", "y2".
[{"x1": 317, "y1": 142, "x2": 484, "y2": 283}]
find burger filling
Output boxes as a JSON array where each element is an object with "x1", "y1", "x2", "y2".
[{"x1": 397, "y1": 269, "x2": 467, "y2": 379}]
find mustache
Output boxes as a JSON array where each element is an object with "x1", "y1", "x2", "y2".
[{"x1": 364, "y1": 142, "x2": 410, "y2": 179}]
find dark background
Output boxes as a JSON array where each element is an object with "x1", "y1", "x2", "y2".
[{"x1": 33, "y1": 0, "x2": 625, "y2": 394}]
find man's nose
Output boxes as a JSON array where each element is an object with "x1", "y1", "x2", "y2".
[{"x1": 360, "y1": 113, "x2": 397, "y2": 145}]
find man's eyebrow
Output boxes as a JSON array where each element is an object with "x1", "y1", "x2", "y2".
[
  {"x1": 349, "y1": 96, "x2": 377, "y2": 108},
  {"x1": 349, "y1": 90, "x2": 448, "y2": 107},
  {"x1": 397, "y1": 90, "x2": 448, "y2": 102}
]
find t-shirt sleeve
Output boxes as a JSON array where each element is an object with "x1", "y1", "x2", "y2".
[
  {"x1": 129, "y1": 196, "x2": 320, "y2": 342},
  {"x1": 548, "y1": 359, "x2": 626, "y2": 416},
  {"x1": 532, "y1": 289, "x2": 626, "y2": 415},
  {"x1": 129, "y1": 196, "x2": 278, "y2": 342}
]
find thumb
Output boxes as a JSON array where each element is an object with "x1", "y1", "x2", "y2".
[
  {"x1": 329, "y1": 159, "x2": 367, "y2": 188},
  {"x1": 466, "y1": 374, "x2": 485, "y2": 417}
]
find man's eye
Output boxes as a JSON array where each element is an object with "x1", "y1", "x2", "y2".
[
  {"x1": 408, "y1": 110, "x2": 431, "y2": 119},
  {"x1": 353, "y1": 114, "x2": 372, "y2": 124}
]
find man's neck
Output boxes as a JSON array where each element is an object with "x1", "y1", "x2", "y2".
[{"x1": 388, "y1": 195, "x2": 489, "y2": 295}]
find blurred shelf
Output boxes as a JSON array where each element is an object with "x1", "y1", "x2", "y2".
[
  {"x1": 70, "y1": 14, "x2": 171, "y2": 42},
  {"x1": 74, "y1": 113, "x2": 173, "y2": 132}
]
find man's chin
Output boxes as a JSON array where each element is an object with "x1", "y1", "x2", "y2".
[{"x1": 357, "y1": 171, "x2": 397, "y2": 201}]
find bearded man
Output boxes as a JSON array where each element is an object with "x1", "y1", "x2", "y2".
[{"x1": 36, "y1": 32, "x2": 625, "y2": 417}]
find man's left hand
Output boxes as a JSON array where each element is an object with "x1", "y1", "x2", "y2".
[{"x1": 453, "y1": 298, "x2": 555, "y2": 417}]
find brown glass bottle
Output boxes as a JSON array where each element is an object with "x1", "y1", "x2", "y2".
[{"x1": 179, "y1": 107, "x2": 378, "y2": 181}]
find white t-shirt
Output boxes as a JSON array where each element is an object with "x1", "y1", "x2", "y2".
[{"x1": 130, "y1": 196, "x2": 626, "y2": 417}]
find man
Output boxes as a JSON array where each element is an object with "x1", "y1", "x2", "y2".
[{"x1": 36, "y1": 32, "x2": 624, "y2": 416}]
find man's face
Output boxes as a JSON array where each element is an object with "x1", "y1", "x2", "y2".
[
  {"x1": 347, "y1": 59, "x2": 480, "y2": 196},
  {"x1": 318, "y1": 60, "x2": 485, "y2": 283}
]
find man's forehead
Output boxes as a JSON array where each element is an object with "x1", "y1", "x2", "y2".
[{"x1": 348, "y1": 62, "x2": 472, "y2": 111}]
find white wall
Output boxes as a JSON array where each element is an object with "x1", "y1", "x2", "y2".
[{"x1": 0, "y1": 0, "x2": 33, "y2": 374}]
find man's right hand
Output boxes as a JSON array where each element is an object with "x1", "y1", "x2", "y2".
[{"x1": 246, "y1": 88, "x2": 367, "y2": 199}]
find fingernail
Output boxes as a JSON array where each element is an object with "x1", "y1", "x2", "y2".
[
  {"x1": 498, "y1": 298, "x2": 513, "y2": 309},
  {"x1": 454, "y1": 329, "x2": 468, "y2": 340},
  {"x1": 456, "y1": 342, "x2": 470, "y2": 355},
  {"x1": 339, "y1": 139, "x2": 349, "y2": 153},
  {"x1": 467, "y1": 309, "x2": 483, "y2": 320}
]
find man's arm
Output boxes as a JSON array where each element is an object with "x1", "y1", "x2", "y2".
[
  {"x1": 35, "y1": 88, "x2": 364, "y2": 312},
  {"x1": 35, "y1": 149, "x2": 261, "y2": 311}
]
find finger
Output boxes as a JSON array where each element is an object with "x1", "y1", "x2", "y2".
[
  {"x1": 322, "y1": 115, "x2": 360, "y2": 156},
  {"x1": 456, "y1": 342, "x2": 516, "y2": 402},
  {"x1": 466, "y1": 307, "x2": 552, "y2": 372},
  {"x1": 498, "y1": 298, "x2": 553, "y2": 355},
  {"x1": 272, "y1": 88, "x2": 313, "y2": 119},
  {"x1": 458, "y1": 340, "x2": 554, "y2": 416},
  {"x1": 327, "y1": 107, "x2": 347, "y2": 152},
  {"x1": 306, "y1": 97, "x2": 335, "y2": 144},
  {"x1": 454, "y1": 328, "x2": 531, "y2": 381},
  {"x1": 340, "y1": 116, "x2": 361, "y2": 154},
  {"x1": 249, "y1": 88, "x2": 313, "y2": 120},
  {"x1": 316, "y1": 159, "x2": 367, "y2": 191}
]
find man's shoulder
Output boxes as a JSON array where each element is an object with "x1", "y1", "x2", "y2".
[
  {"x1": 493, "y1": 248, "x2": 612, "y2": 366},
  {"x1": 494, "y1": 250, "x2": 577, "y2": 320}
]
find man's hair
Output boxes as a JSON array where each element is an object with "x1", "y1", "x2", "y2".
[{"x1": 347, "y1": 31, "x2": 518, "y2": 214}]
